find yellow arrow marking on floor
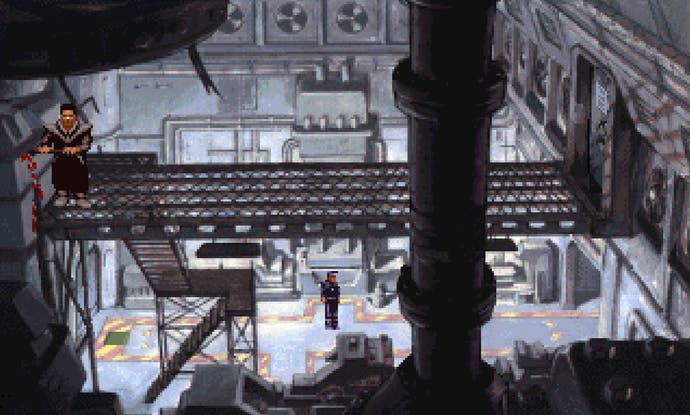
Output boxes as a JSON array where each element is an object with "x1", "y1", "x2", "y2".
[
  {"x1": 96, "y1": 345, "x2": 118, "y2": 359},
  {"x1": 100, "y1": 319, "x2": 125, "y2": 332}
]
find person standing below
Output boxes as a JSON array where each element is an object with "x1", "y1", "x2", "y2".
[
  {"x1": 321, "y1": 271, "x2": 341, "y2": 330},
  {"x1": 36, "y1": 103, "x2": 92, "y2": 208}
]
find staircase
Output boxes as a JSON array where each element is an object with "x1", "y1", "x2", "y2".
[
  {"x1": 144, "y1": 297, "x2": 227, "y2": 403},
  {"x1": 123, "y1": 240, "x2": 191, "y2": 294},
  {"x1": 492, "y1": 263, "x2": 534, "y2": 305}
]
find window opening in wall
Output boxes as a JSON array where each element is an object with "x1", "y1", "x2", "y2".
[{"x1": 491, "y1": 127, "x2": 518, "y2": 162}]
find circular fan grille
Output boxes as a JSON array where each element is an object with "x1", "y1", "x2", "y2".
[
  {"x1": 219, "y1": 2, "x2": 244, "y2": 34},
  {"x1": 336, "y1": 2, "x2": 368, "y2": 33},
  {"x1": 276, "y1": 2, "x2": 308, "y2": 34}
]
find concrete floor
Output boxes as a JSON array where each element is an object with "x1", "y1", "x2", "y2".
[{"x1": 80, "y1": 297, "x2": 600, "y2": 414}]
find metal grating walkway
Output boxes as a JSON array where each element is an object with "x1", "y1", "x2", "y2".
[
  {"x1": 486, "y1": 162, "x2": 592, "y2": 235},
  {"x1": 38, "y1": 155, "x2": 592, "y2": 239}
]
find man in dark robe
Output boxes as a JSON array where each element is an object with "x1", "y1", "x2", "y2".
[
  {"x1": 36, "y1": 103, "x2": 92, "y2": 208},
  {"x1": 320, "y1": 271, "x2": 341, "y2": 330}
]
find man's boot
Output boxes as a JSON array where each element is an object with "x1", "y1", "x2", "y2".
[
  {"x1": 53, "y1": 190, "x2": 68, "y2": 207},
  {"x1": 75, "y1": 193, "x2": 90, "y2": 208}
]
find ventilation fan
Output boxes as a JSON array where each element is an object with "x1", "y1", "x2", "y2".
[
  {"x1": 276, "y1": 2, "x2": 308, "y2": 34},
  {"x1": 336, "y1": 2, "x2": 368, "y2": 34},
  {"x1": 218, "y1": 2, "x2": 244, "y2": 34}
]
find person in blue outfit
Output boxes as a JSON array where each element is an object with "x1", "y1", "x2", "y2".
[{"x1": 320, "y1": 271, "x2": 341, "y2": 330}]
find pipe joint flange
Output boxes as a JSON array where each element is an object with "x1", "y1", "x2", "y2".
[
  {"x1": 397, "y1": 263, "x2": 497, "y2": 329},
  {"x1": 475, "y1": 264, "x2": 497, "y2": 327},
  {"x1": 393, "y1": 58, "x2": 507, "y2": 122},
  {"x1": 397, "y1": 264, "x2": 434, "y2": 329}
]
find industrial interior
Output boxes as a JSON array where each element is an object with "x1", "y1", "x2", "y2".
[{"x1": 1, "y1": 0, "x2": 689, "y2": 414}]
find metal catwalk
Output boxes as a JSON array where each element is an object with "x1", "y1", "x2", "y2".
[{"x1": 38, "y1": 154, "x2": 592, "y2": 238}]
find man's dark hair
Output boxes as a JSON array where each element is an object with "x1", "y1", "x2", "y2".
[{"x1": 60, "y1": 103, "x2": 77, "y2": 114}]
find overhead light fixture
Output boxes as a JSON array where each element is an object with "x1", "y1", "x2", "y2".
[
  {"x1": 195, "y1": 242, "x2": 261, "y2": 258},
  {"x1": 485, "y1": 238, "x2": 518, "y2": 252}
]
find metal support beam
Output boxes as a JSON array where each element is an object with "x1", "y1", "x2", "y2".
[
  {"x1": 225, "y1": 265, "x2": 258, "y2": 372},
  {"x1": 64, "y1": 240, "x2": 75, "y2": 324},
  {"x1": 147, "y1": 295, "x2": 230, "y2": 402},
  {"x1": 34, "y1": 186, "x2": 57, "y2": 313},
  {"x1": 156, "y1": 297, "x2": 166, "y2": 377},
  {"x1": 51, "y1": 237, "x2": 102, "y2": 393},
  {"x1": 80, "y1": 240, "x2": 99, "y2": 392},
  {"x1": 251, "y1": 262, "x2": 258, "y2": 371},
  {"x1": 226, "y1": 315, "x2": 258, "y2": 372},
  {"x1": 88, "y1": 242, "x2": 103, "y2": 311},
  {"x1": 51, "y1": 247, "x2": 87, "y2": 326}
]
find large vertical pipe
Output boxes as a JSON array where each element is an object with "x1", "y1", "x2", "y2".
[{"x1": 365, "y1": 1, "x2": 505, "y2": 413}]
